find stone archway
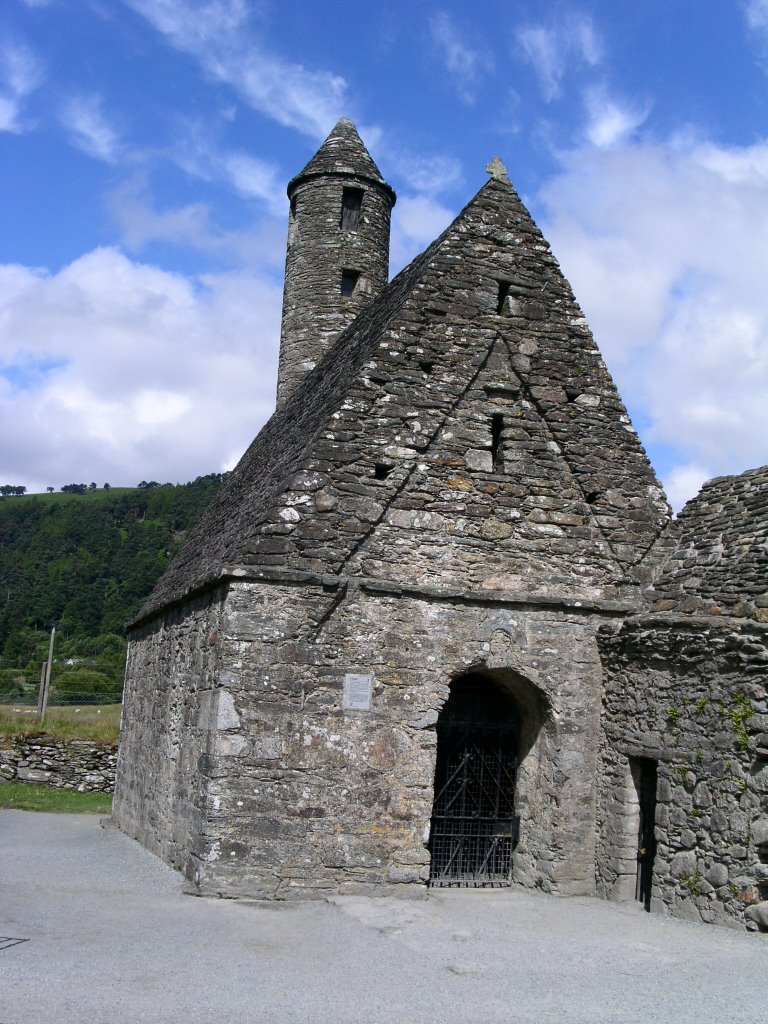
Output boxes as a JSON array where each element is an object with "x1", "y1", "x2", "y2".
[{"x1": 427, "y1": 667, "x2": 551, "y2": 889}]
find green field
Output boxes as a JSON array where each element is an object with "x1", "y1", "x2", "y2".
[
  {"x1": 2, "y1": 487, "x2": 138, "y2": 505},
  {"x1": 0, "y1": 780, "x2": 113, "y2": 814},
  {"x1": 0, "y1": 704, "x2": 122, "y2": 744}
]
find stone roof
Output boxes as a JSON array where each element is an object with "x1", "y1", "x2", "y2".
[
  {"x1": 132, "y1": 176, "x2": 670, "y2": 627},
  {"x1": 288, "y1": 119, "x2": 396, "y2": 202},
  {"x1": 650, "y1": 465, "x2": 768, "y2": 619},
  {"x1": 134, "y1": 191, "x2": 447, "y2": 625}
]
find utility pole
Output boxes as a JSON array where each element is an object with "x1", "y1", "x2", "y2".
[{"x1": 38, "y1": 626, "x2": 55, "y2": 723}]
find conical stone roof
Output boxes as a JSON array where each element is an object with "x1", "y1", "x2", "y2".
[{"x1": 288, "y1": 118, "x2": 395, "y2": 201}]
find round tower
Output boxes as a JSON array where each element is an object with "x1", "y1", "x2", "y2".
[{"x1": 276, "y1": 118, "x2": 396, "y2": 405}]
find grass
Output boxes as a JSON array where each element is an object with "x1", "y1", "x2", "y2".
[
  {"x1": 0, "y1": 704, "x2": 121, "y2": 744},
  {"x1": 0, "y1": 780, "x2": 112, "y2": 814},
  {"x1": 0, "y1": 487, "x2": 137, "y2": 506}
]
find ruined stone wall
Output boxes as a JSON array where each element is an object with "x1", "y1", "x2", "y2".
[
  {"x1": 185, "y1": 575, "x2": 617, "y2": 900},
  {"x1": 0, "y1": 735, "x2": 117, "y2": 792},
  {"x1": 649, "y1": 465, "x2": 768, "y2": 620},
  {"x1": 112, "y1": 587, "x2": 228, "y2": 879},
  {"x1": 598, "y1": 614, "x2": 768, "y2": 931}
]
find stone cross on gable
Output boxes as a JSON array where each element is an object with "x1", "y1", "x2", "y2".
[{"x1": 486, "y1": 155, "x2": 509, "y2": 182}]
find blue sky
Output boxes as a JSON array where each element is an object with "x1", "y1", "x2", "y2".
[{"x1": 2, "y1": 0, "x2": 768, "y2": 509}]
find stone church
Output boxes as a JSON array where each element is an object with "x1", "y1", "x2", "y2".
[{"x1": 113, "y1": 120, "x2": 767, "y2": 932}]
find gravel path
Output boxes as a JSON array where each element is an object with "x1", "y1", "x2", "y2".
[{"x1": 1, "y1": 810, "x2": 765, "y2": 1024}]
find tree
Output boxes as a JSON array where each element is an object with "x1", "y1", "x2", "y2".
[
  {"x1": 103, "y1": 482, "x2": 111, "y2": 491},
  {"x1": 89, "y1": 482, "x2": 97, "y2": 491},
  {"x1": 47, "y1": 486, "x2": 55, "y2": 493}
]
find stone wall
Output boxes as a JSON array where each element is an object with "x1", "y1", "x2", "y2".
[
  {"x1": 112, "y1": 587, "x2": 227, "y2": 881},
  {"x1": 0, "y1": 735, "x2": 117, "y2": 792},
  {"x1": 649, "y1": 465, "x2": 768, "y2": 620},
  {"x1": 598, "y1": 614, "x2": 768, "y2": 931},
  {"x1": 179, "y1": 575, "x2": 619, "y2": 901}
]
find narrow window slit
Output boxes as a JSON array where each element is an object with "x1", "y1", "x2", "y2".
[
  {"x1": 491, "y1": 414, "x2": 504, "y2": 472},
  {"x1": 341, "y1": 269, "x2": 359, "y2": 297},
  {"x1": 585, "y1": 490, "x2": 600, "y2": 504},
  {"x1": 419, "y1": 360, "x2": 435, "y2": 374},
  {"x1": 374, "y1": 463, "x2": 393, "y2": 480},
  {"x1": 288, "y1": 195, "x2": 298, "y2": 244},
  {"x1": 497, "y1": 281, "x2": 511, "y2": 315},
  {"x1": 340, "y1": 187, "x2": 364, "y2": 230}
]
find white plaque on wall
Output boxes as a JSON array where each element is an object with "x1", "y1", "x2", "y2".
[{"x1": 343, "y1": 673, "x2": 373, "y2": 711}]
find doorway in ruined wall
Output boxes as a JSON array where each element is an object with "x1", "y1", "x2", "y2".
[
  {"x1": 428, "y1": 673, "x2": 521, "y2": 887},
  {"x1": 632, "y1": 757, "x2": 658, "y2": 912}
]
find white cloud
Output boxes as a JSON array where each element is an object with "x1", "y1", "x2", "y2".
[
  {"x1": 430, "y1": 11, "x2": 493, "y2": 104},
  {"x1": 166, "y1": 118, "x2": 285, "y2": 213},
  {"x1": 664, "y1": 463, "x2": 713, "y2": 514},
  {"x1": 538, "y1": 136, "x2": 768, "y2": 508},
  {"x1": 583, "y1": 86, "x2": 650, "y2": 149},
  {"x1": 0, "y1": 38, "x2": 43, "y2": 133},
  {"x1": 389, "y1": 152, "x2": 463, "y2": 194},
  {"x1": 219, "y1": 152, "x2": 282, "y2": 206},
  {"x1": 122, "y1": 0, "x2": 349, "y2": 138},
  {"x1": 390, "y1": 194, "x2": 456, "y2": 273},
  {"x1": 517, "y1": 14, "x2": 602, "y2": 101},
  {"x1": 745, "y1": 0, "x2": 768, "y2": 35},
  {"x1": 105, "y1": 177, "x2": 286, "y2": 266},
  {"x1": 0, "y1": 248, "x2": 282, "y2": 492},
  {"x1": 59, "y1": 94, "x2": 122, "y2": 163}
]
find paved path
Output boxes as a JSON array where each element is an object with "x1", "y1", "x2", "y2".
[{"x1": 1, "y1": 810, "x2": 765, "y2": 1024}]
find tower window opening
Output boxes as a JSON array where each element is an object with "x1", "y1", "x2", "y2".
[
  {"x1": 341, "y1": 269, "x2": 360, "y2": 297},
  {"x1": 497, "y1": 281, "x2": 511, "y2": 315},
  {"x1": 288, "y1": 195, "x2": 298, "y2": 245},
  {"x1": 374, "y1": 463, "x2": 393, "y2": 480},
  {"x1": 340, "y1": 187, "x2": 364, "y2": 230},
  {"x1": 491, "y1": 414, "x2": 504, "y2": 472}
]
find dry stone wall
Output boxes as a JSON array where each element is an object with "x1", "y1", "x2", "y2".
[
  {"x1": 0, "y1": 735, "x2": 117, "y2": 792},
  {"x1": 650, "y1": 466, "x2": 768, "y2": 620},
  {"x1": 598, "y1": 614, "x2": 768, "y2": 931}
]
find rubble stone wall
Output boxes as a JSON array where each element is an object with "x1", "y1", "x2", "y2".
[
  {"x1": 598, "y1": 614, "x2": 768, "y2": 931},
  {"x1": 183, "y1": 576, "x2": 617, "y2": 901},
  {"x1": 0, "y1": 735, "x2": 117, "y2": 792},
  {"x1": 112, "y1": 587, "x2": 227, "y2": 880}
]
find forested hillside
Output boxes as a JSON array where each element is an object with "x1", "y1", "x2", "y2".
[{"x1": 0, "y1": 476, "x2": 226, "y2": 700}]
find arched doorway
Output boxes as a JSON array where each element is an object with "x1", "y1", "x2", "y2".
[{"x1": 428, "y1": 673, "x2": 520, "y2": 887}]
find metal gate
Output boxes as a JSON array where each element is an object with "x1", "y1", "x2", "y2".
[{"x1": 428, "y1": 676, "x2": 519, "y2": 887}]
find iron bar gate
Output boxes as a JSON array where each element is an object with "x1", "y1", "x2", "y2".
[{"x1": 428, "y1": 676, "x2": 520, "y2": 887}]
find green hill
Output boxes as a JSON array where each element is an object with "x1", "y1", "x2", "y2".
[{"x1": 0, "y1": 476, "x2": 226, "y2": 702}]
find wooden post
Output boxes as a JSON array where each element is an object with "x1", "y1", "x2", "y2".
[
  {"x1": 39, "y1": 626, "x2": 55, "y2": 723},
  {"x1": 36, "y1": 661, "x2": 46, "y2": 716}
]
